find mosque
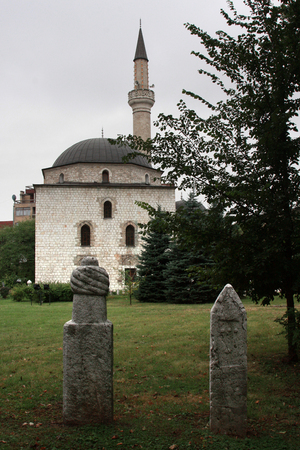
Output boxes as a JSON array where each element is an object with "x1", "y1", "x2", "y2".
[{"x1": 34, "y1": 27, "x2": 176, "y2": 291}]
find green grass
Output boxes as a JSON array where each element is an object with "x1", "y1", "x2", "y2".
[{"x1": 0, "y1": 295, "x2": 299, "y2": 449}]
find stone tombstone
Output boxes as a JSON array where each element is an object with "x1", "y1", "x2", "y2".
[
  {"x1": 210, "y1": 284, "x2": 247, "y2": 437},
  {"x1": 63, "y1": 256, "x2": 113, "y2": 425}
]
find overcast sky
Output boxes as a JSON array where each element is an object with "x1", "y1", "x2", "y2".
[{"x1": 0, "y1": 0, "x2": 251, "y2": 220}]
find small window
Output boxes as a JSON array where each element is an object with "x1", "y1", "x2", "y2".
[
  {"x1": 104, "y1": 201, "x2": 112, "y2": 218},
  {"x1": 145, "y1": 174, "x2": 150, "y2": 184},
  {"x1": 81, "y1": 224, "x2": 90, "y2": 246},
  {"x1": 59, "y1": 173, "x2": 64, "y2": 183},
  {"x1": 102, "y1": 170, "x2": 109, "y2": 183},
  {"x1": 126, "y1": 225, "x2": 135, "y2": 247},
  {"x1": 16, "y1": 207, "x2": 31, "y2": 216}
]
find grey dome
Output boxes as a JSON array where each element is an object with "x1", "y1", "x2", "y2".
[{"x1": 52, "y1": 138, "x2": 152, "y2": 169}]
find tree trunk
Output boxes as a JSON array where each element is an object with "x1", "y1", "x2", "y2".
[{"x1": 285, "y1": 289, "x2": 298, "y2": 363}]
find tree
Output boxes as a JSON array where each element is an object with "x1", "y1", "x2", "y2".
[
  {"x1": 118, "y1": 1, "x2": 300, "y2": 360},
  {"x1": 163, "y1": 195, "x2": 219, "y2": 304},
  {"x1": 120, "y1": 268, "x2": 139, "y2": 305},
  {"x1": 137, "y1": 196, "x2": 219, "y2": 304},
  {"x1": 164, "y1": 241, "x2": 217, "y2": 304},
  {"x1": 0, "y1": 220, "x2": 35, "y2": 284},
  {"x1": 137, "y1": 208, "x2": 170, "y2": 303}
]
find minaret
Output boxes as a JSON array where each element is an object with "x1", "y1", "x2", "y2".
[{"x1": 128, "y1": 25, "x2": 155, "y2": 141}]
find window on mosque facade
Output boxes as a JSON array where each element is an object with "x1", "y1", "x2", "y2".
[
  {"x1": 145, "y1": 174, "x2": 150, "y2": 184},
  {"x1": 126, "y1": 225, "x2": 135, "y2": 247},
  {"x1": 102, "y1": 170, "x2": 109, "y2": 183},
  {"x1": 81, "y1": 224, "x2": 90, "y2": 246},
  {"x1": 104, "y1": 201, "x2": 112, "y2": 218}
]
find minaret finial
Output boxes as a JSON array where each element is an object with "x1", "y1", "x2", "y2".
[
  {"x1": 101, "y1": 128, "x2": 104, "y2": 138},
  {"x1": 140, "y1": 19, "x2": 141, "y2": 28}
]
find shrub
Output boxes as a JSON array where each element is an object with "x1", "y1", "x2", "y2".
[
  {"x1": 0, "y1": 286, "x2": 10, "y2": 299},
  {"x1": 10, "y1": 282, "x2": 73, "y2": 303},
  {"x1": 10, "y1": 284, "x2": 36, "y2": 302},
  {"x1": 46, "y1": 282, "x2": 73, "y2": 302}
]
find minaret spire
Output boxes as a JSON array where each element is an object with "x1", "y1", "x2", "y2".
[{"x1": 128, "y1": 25, "x2": 155, "y2": 141}]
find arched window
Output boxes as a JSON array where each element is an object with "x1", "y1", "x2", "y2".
[
  {"x1": 126, "y1": 225, "x2": 135, "y2": 247},
  {"x1": 59, "y1": 173, "x2": 64, "y2": 183},
  {"x1": 104, "y1": 201, "x2": 112, "y2": 218},
  {"x1": 145, "y1": 174, "x2": 150, "y2": 184},
  {"x1": 102, "y1": 170, "x2": 109, "y2": 183},
  {"x1": 81, "y1": 224, "x2": 90, "y2": 246}
]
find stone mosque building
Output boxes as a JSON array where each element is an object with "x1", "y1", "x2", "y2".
[{"x1": 34, "y1": 27, "x2": 175, "y2": 291}]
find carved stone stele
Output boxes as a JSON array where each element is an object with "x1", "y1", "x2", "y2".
[
  {"x1": 210, "y1": 284, "x2": 247, "y2": 437},
  {"x1": 63, "y1": 257, "x2": 113, "y2": 425}
]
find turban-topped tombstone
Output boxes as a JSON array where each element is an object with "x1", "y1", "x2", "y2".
[{"x1": 63, "y1": 257, "x2": 113, "y2": 425}]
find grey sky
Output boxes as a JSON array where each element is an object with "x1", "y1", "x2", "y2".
[{"x1": 1, "y1": 0, "x2": 249, "y2": 220}]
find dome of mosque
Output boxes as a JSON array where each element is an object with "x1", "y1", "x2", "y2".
[{"x1": 52, "y1": 138, "x2": 151, "y2": 169}]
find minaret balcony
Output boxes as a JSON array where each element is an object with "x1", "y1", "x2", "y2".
[{"x1": 128, "y1": 89, "x2": 155, "y2": 103}]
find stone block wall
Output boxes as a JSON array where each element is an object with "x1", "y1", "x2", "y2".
[
  {"x1": 43, "y1": 163, "x2": 161, "y2": 186},
  {"x1": 35, "y1": 184, "x2": 175, "y2": 291}
]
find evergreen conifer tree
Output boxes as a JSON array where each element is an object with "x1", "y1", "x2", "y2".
[
  {"x1": 137, "y1": 208, "x2": 170, "y2": 303},
  {"x1": 164, "y1": 195, "x2": 217, "y2": 304}
]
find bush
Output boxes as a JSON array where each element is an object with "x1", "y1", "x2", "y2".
[
  {"x1": 46, "y1": 282, "x2": 73, "y2": 302},
  {"x1": 10, "y1": 282, "x2": 73, "y2": 303},
  {"x1": 0, "y1": 286, "x2": 10, "y2": 299},
  {"x1": 10, "y1": 284, "x2": 36, "y2": 302}
]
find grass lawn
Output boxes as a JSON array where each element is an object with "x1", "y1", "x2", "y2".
[{"x1": 0, "y1": 295, "x2": 299, "y2": 449}]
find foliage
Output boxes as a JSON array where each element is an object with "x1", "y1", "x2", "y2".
[
  {"x1": 0, "y1": 273, "x2": 29, "y2": 289},
  {"x1": 120, "y1": 269, "x2": 139, "y2": 305},
  {"x1": 10, "y1": 284, "x2": 36, "y2": 303},
  {"x1": 117, "y1": 0, "x2": 300, "y2": 360},
  {"x1": 137, "y1": 207, "x2": 171, "y2": 302},
  {"x1": 46, "y1": 282, "x2": 73, "y2": 302},
  {"x1": 164, "y1": 195, "x2": 220, "y2": 303},
  {"x1": 137, "y1": 197, "x2": 220, "y2": 304},
  {"x1": 0, "y1": 286, "x2": 10, "y2": 299},
  {"x1": 10, "y1": 282, "x2": 72, "y2": 303},
  {"x1": 0, "y1": 220, "x2": 35, "y2": 282},
  {"x1": 163, "y1": 241, "x2": 218, "y2": 304},
  {"x1": 275, "y1": 308, "x2": 300, "y2": 349}
]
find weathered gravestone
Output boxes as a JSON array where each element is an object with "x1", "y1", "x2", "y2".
[
  {"x1": 210, "y1": 284, "x2": 247, "y2": 437},
  {"x1": 63, "y1": 256, "x2": 113, "y2": 425}
]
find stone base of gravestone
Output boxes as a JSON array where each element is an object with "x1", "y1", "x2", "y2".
[
  {"x1": 63, "y1": 321, "x2": 113, "y2": 425},
  {"x1": 210, "y1": 284, "x2": 247, "y2": 437}
]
